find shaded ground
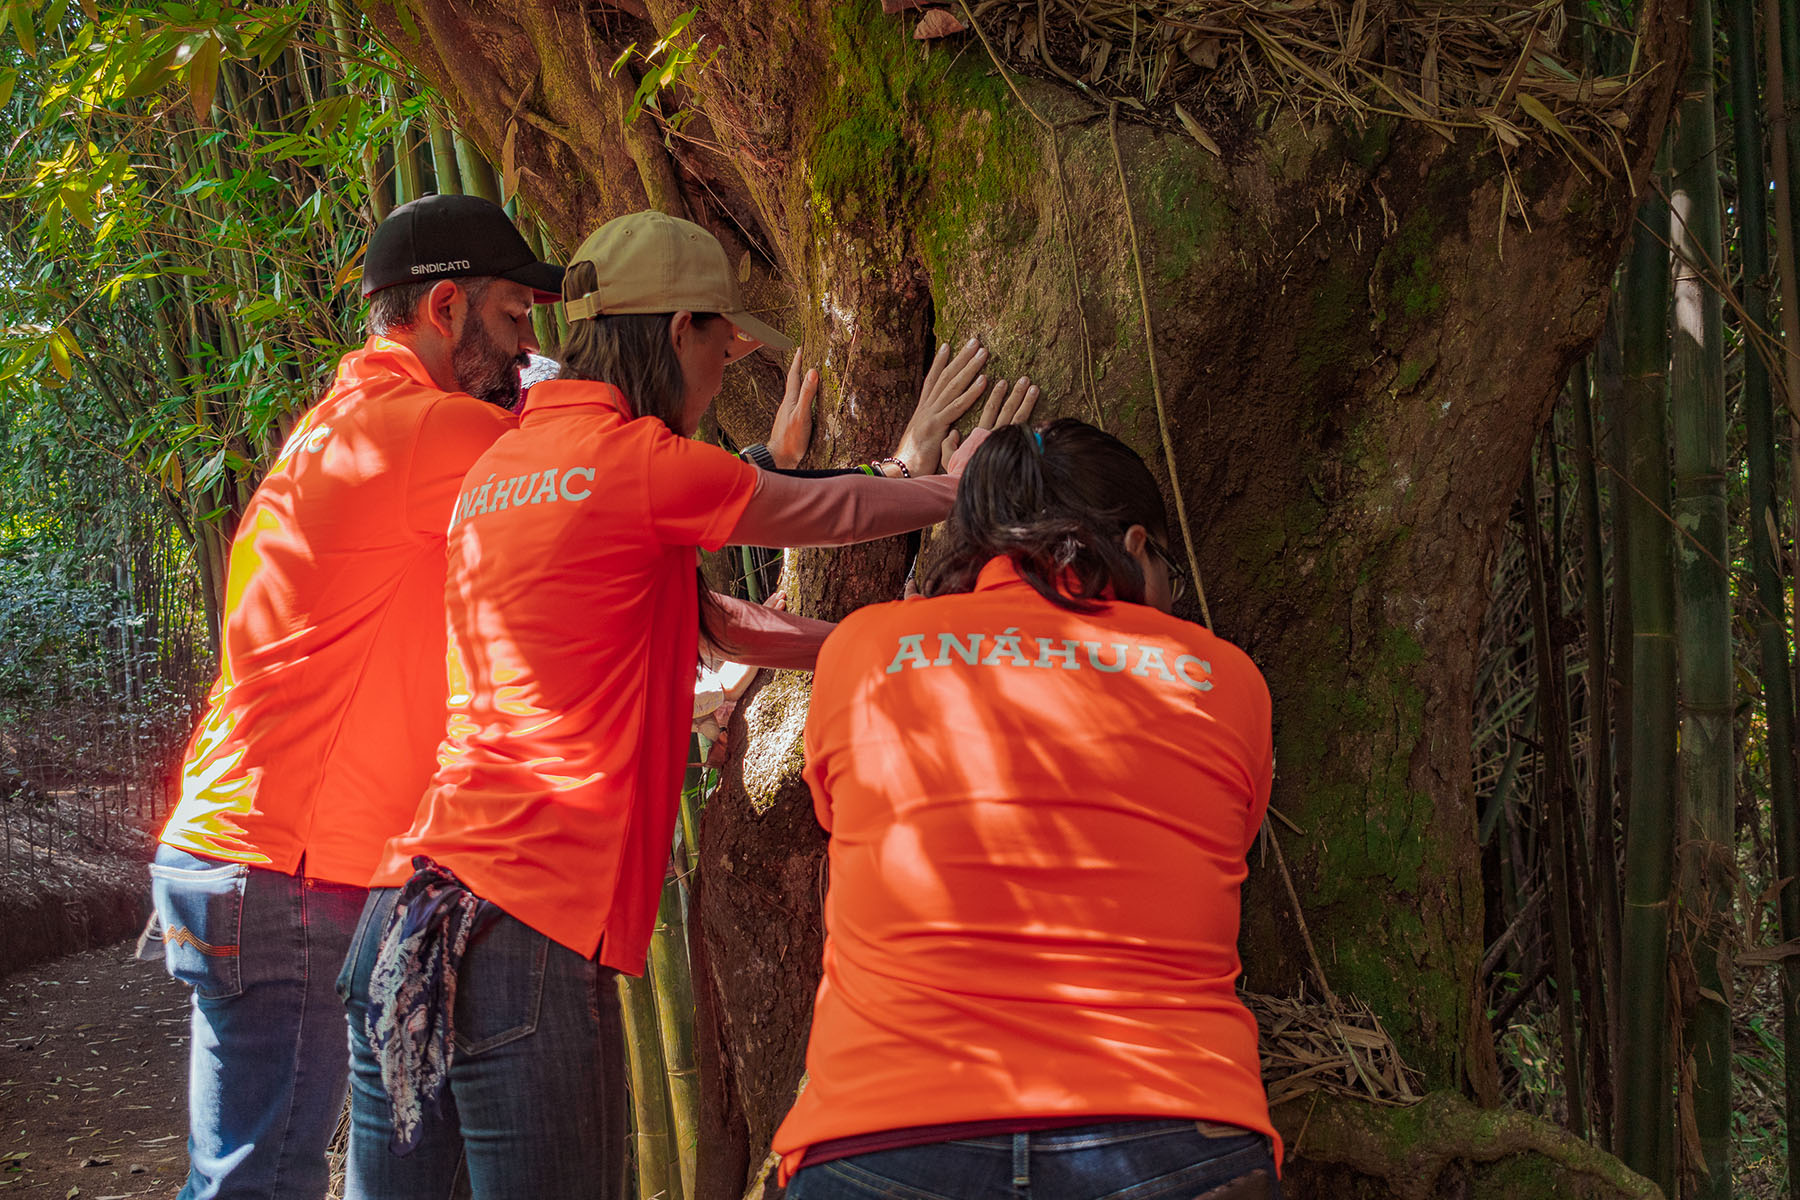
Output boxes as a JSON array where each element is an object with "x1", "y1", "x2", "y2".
[
  {"x1": 0, "y1": 941, "x2": 189, "y2": 1197},
  {"x1": 0, "y1": 788, "x2": 161, "y2": 982}
]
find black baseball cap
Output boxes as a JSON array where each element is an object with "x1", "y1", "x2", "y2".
[{"x1": 361, "y1": 194, "x2": 564, "y2": 300}]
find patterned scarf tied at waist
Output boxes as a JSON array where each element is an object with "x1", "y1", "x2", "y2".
[{"x1": 365, "y1": 856, "x2": 483, "y2": 1155}]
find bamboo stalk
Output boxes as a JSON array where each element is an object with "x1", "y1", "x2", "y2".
[
  {"x1": 1758, "y1": 2, "x2": 1800, "y2": 1192},
  {"x1": 1667, "y1": 0, "x2": 1735, "y2": 1188},
  {"x1": 454, "y1": 131, "x2": 502, "y2": 206},
  {"x1": 649, "y1": 853, "x2": 699, "y2": 1200},
  {"x1": 428, "y1": 107, "x2": 463, "y2": 196},
  {"x1": 1615, "y1": 180, "x2": 1677, "y2": 1197},
  {"x1": 1570, "y1": 356, "x2": 1620, "y2": 1141},
  {"x1": 618, "y1": 971, "x2": 677, "y2": 1200},
  {"x1": 326, "y1": 0, "x2": 388, "y2": 220},
  {"x1": 1519, "y1": 462, "x2": 1588, "y2": 1139},
  {"x1": 394, "y1": 112, "x2": 425, "y2": 207}
]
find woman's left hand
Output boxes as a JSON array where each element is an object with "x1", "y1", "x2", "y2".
[{"x1": 893, "y1": 338, "x2": 990, "y2": 476}]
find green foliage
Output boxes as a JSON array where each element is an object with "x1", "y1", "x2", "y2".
[
  {"x1": 0, "y1": 0, "x2": 415, "y2": 579},
  {"x1": 609, "y1": 5, "x2": 712, "y2": 133}
]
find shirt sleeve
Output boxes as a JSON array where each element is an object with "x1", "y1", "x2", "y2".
[
  {"x1": 405, "y1": 393, "x2": 515, "y2": 537},
  {"x1": 646, "y1": 431, "x2": 760, "y2": 550},
  {"x1": 703, "y1": 593, "x2": 835, "y2": 670},
  {"x1": 727, "y1": 470, "x2": 957, "y2": 548}
]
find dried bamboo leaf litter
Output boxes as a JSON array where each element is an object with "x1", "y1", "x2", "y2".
[
  {"x1": 959, "y1": 0, "x2": 1649, "y2": 177},
  {"x1": 1247, "y1": 988, "x2": 1426, "y2": 1107}
]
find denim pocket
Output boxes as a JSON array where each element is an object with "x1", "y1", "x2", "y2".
[
  {"x1": 336, "y1": 889, "x2": 392, "y2": 1008},
  {"x1": 453, "y1": 904, "x2": 548, "y2": 1056},
  {"x1": 1094, "y1": 1139, "x2": 1274, "y2": 1200},
  {"x1": 148, "y1": 858, "x2": 249, "y2": 1000}
]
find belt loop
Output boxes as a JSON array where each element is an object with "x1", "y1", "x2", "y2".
[{"x1": 1011, "y1": 1131, "x2": 1029, "y2": 1191}]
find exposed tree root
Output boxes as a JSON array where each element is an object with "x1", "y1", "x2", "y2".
[{"x1": 1277, "y1": 1091, "x2": 1662, "y2": 1200}]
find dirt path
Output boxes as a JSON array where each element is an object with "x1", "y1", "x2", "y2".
[{"x1": 0, "y1": 941, "x2": 189, "y2": 1197}]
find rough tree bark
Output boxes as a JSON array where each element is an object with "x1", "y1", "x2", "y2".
[{"x1": 356, "y1": 1, "x2": 1688, "y2": 1195}]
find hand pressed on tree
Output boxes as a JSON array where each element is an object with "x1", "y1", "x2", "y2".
[
  {"x1": 891, "y1": 338, "x2": 991, "y2": 476},
  {"x1": 940, "y1": 374, "x2": 1040, "y2": 467},
  {"x1": 766, "y1": 350, "x2": 820, "y2": 470}
]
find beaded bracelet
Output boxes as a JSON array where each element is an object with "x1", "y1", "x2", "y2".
[{"x1": 872, "y1": 456, "x2": 912, "y2": 478}]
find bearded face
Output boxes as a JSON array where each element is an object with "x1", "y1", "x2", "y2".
[{"x1": 451, "y1": 304, "x2": 531, "y2": 410}]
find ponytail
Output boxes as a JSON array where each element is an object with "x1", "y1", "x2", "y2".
[{"x1": 923, "y1": 419, "x2": 1170, "y2": 611}]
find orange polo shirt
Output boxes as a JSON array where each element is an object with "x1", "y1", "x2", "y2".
[
  {"x1": 772, "y1": 557, "x2": 1279, "y2": 1174},
  {"x1": 158, "y1": 337, "x2": 516, "y2": 885},
  {"x1": 372, "y1": 379, "x2": 758, "y2": 969}
]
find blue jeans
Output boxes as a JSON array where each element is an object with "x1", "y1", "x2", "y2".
[
  {"x1": 337, "y1": 886, "x2": 628, "y2": 1200},
  {"x1": 146, "y1": 844, "x2": 368, "y2": 1200},
  {"x1": 785, "y1": 1120, "x2": 1281, "y2": 1200}
]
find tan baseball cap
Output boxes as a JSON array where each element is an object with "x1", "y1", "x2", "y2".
[{"x1": 562, "y1": 211, "x2": 794, "y2": 357}]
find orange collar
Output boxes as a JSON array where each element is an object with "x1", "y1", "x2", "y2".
[{"x1": 520, "y1": 379, "x2": 630, "y2": 418}]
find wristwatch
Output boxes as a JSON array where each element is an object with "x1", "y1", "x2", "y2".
[{"x1": 740, "y1": 442, "x2": 778, "y2": 471}]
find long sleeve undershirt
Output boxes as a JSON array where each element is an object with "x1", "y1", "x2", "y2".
[
  {"x1": 727, "y1": 469, "x2": 956, "y2": 549},
  {"x1": 703, "y1": 593, "x2": 836, "y2": 670}
]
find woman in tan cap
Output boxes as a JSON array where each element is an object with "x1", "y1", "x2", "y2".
[{"x1": 336, "y1": 210, "x2": 998, "y2": 1200}]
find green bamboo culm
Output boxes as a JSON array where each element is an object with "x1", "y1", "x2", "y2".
[
  {"x1": 648, "y1": 854, "x2": 700, "y2": 1200},
  {"x1": 394, "y1": 120, "x2": 424, "y2": 207},
  {"x1": 680, "y1": 737, "x2": 704, "y2": 877},
  {"x1": 518, "y1": 214, "x2": 560, "y2": 357},
  {"x1": 1614, "y1": 180, "x2": 1678, "y2": 1195},
  {"x1": 1668, "y1": 0, "x2": 1735, "y2": 1190},
  {"x1": 618, "y1": 972, "x2": 678, "y2": 1200},
  {"x1": 427, "y1": 108, "x2": 462, "y2": 196},
  {"x1": 455, "y1": 132, "x2": 502, "y2": 206},
  {"x1": 326, "y1": 0, "x2": 389, "y2": 221}
]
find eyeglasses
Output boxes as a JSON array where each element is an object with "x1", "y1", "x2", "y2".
[{"x1": 1147, "y1": 540, "x2": 1191, "y2": 603}]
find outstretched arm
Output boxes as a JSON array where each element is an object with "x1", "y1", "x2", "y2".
[
  {"x1": 728, "y1": 429, "x2": 991, "y2": 548},
  {"x1": 703, "y1": 592, "x2": 834, "y2": 670}
]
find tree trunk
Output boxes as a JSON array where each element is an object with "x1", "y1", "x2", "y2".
[{"x1": 355, "y1": 1, "x2": 1689, "y2": 1194}]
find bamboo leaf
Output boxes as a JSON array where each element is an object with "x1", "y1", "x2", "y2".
[
  {"x1": 120, "y1": 46, "x2": 179, "y2": 100},
  {"x1": 1174, "y1": 103, "x2": 1221, "y2": 156},
  {"x1": 47, "y1": 335, "x2": 71, "y2": 381},
  {"x1": 11, "y1": 4, "x2": 34, "y2": 58},
  {"x1": 334, "y1": 243, "x2": 367, "y2": 292},
  {"x1": 1515, "y1": 92, "x2": 1570, "y2": 140},
  {"x1": 187, "y1": 35, "x2": 220, "y2": 120},
  {"x1": 0, "y1": 68, "x2": 16, "y2": 111},
  {"x1": 77, "y1": 0, "x2": 96, "y2": 21},
  {"x1": 61, "y1": 187, "x2": 92, "y2": 229},
  {"x1": 500, "y1": 120, "x2": 517, "y2": 204}
]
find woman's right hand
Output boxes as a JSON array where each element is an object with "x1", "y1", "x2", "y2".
[{"x1": 767, "y1": 350, "x2": 820, "y2": 469}]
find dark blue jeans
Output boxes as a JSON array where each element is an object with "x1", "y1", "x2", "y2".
[
  {"x1": 146, "y1": 844, "x2": 368, "y2": 1200},
  {"x1": 785, "y1": 1120, "x2": 1281, "y2": 1200},
  {"x1": 337, "y1": 885, "x2": 628, "y2": 1200}
]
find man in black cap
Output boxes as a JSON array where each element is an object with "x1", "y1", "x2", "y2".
[{"x1": 144, "y1": 194, "x2": 561, "y2": 1200}]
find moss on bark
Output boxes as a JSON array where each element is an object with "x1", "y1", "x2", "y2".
[{"x1": 1278, "y1": 1091, "x2": 1662, "y2": 1199}]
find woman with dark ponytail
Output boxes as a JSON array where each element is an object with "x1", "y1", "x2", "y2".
[{"x1": 773, "y1": 418, "x2": 1282, "y2": 1199}]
